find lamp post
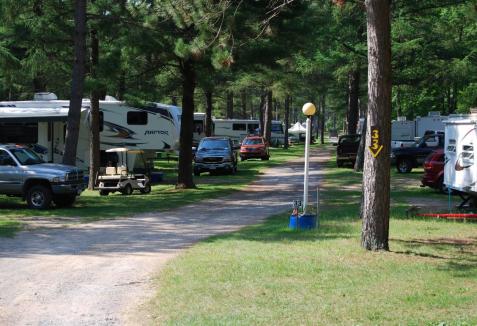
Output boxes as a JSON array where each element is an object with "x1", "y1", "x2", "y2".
[{"x1": 302, "y1": 102, "x2": 316, "y2": 213}]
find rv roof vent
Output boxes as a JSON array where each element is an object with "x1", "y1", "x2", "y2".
[
  {"x1": 34, "y1": 92, "x2": 58, "y2": 101},
  {"x1": 397, "y1": 116, "x2": 407, "y2": 121},
  {"x1": 104, "y1": 95, "x2": 118, "y2": 101},
  {"x1": 427, "y1": 111, "x2": 441, "y2": 117}
]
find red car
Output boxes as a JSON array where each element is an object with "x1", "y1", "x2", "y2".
[
  {"x1": 421, "y1": 148, "x2": 447, "y2": 193},
  {"x1": 239, "y1": 136, "x2": 270, "y2": 161}
]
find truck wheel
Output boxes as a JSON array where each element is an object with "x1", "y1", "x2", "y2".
[
  {"x1": 99, "y1": 190, "x2": 109, "y2": 196},
  {"x1": 261, "y1": 155, "x2": 270, "y2": 161},
  {"x1": 140, "y1": 183, "x2": 151, "y2": 194},
  {"x1": 54, "y1": 194, "x2": 76, "y2": 208},
  {"x1": 26, "y1": 185, "x2": 52, "y2": 209},
  {"x1": 122, "y1": 184, "x2": 133, "y2": 195},
  {"x1": 396, "y1": 158, "x2": 413, "y2": 173}
]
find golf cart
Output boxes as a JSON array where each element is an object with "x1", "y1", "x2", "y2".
[{"x1": 96, "y1": 148, "x2": 152, "y2": 196}]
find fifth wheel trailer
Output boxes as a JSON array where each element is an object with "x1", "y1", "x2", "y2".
[
  {"x1": 0, "y1": 93, "x2": 179, "y2": 171},
  {"x1": 444, "y1": 115, "x2": 477, "y2": 196}
]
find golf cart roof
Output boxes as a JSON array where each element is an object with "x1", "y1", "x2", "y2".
[{"x1": 105, "y1": 147, "x2": 144, "y2": 154}]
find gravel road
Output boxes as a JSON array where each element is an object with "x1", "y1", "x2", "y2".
[{"x1": 0, "y1": 150, "x2": 326, "y2": 325}]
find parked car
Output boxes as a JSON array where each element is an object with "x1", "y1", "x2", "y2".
[
  {"x1": 239, "y1": 136, "x2": 270, "y2": 161},
  {"x1": 336, "y1": 134, "x2": 361, "y2": 167},
  {"x1": 391, "y1": 133, "x2": 444, "y2": 173},
  {"x1": 421, "y1": 148, "x2": 447, "y2": 193},
  {"x1": 193, "y1": 137, "x2": 238, "y2": 176},
  {"x1": 0, "y1": 144, "x2": 85, "y2": 209}
]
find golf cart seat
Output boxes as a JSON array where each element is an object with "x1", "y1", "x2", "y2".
[
  {"x1": 117, "y1": 166, "x2": 128, "y2": 176},
  {"x1": 106, "y1": 166, "x2": 117, "y2": 175}
]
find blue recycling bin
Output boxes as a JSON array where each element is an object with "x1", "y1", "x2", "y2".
[{"x1": 289, "y1": 214, "x2": 318, "y2": 230}]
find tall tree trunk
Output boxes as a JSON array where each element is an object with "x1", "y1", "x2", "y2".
[
  {"x1": 259, "y1": 93, "x2": 265, "y2": 136},
  {"x1": 177, "y1": 59, "x2": 196, "y2": 189},
  {"x1": 320, "y1": 94, "x2": 325, "y2": 145},
  {"x1": 354, "y1": 115, "x2": 367, "y2": 172},
  {"x1": 33, "y1": 77, "x2": 47, "y2": 93},
  {"x1": 226, "y1": 91, "x2": 234, "y2": 119},
  {"x1": 240, "y1": 90, "x2": 247, "y2": 119},
  {"x1": 117, "y1": 71, "x2": 126, "y2": 100},
  {"x1": 249, "y1": 96, "x2": 254, "y2": 119},
  {"x1": 284, "y1": 95, "x2": 290, "y2": 149},
  {"x1": 88, "y1": 29, "x2": 100, "y2": 190},
  {"x1": 205, "y1": 90, "x2": 213, "y2": 137},
  {"x1": 347, "y1": 69, "x2": 360, "y2": 134},
  {"x1": 361, "y1": 0, "x2": 392, "y2": 251},
  {"x1": 32, "y1": 0, "x2": 47, "y2": 94},
  {"x1": 263, "y1": 90, "x2": 273, "y2": 145},
  {"x1": 63, "y1": 0, "x2": 87, "y2": 166}
]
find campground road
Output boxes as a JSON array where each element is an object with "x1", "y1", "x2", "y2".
[{"x1": 0, "y1": 149, "x2": 327, "y2": 326}]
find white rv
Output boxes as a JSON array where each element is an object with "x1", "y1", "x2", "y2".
[
  {"x1": 391, "y1": 112, "x2": 447, "y2": 148},
  {"x1": 444, "y1": 115, "x2": 477, "y2": 195},
  {"x1": 192, "y1": 113, "x2": 284, "y2": 145},
  {"x1": 0, "y1": 93, "x2": 179, "y2": 170}
]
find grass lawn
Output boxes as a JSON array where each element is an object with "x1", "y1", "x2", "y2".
[
  {"x1": 149, "y1": 148, "x2": 477, "y2": 325},
  {"x1": 0, "y1": 144, "x2": 307, "y2": 237}
]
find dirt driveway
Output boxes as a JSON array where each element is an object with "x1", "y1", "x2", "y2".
[{"x1": 0, "y1": 148, "x2": 329, "y2": 326}]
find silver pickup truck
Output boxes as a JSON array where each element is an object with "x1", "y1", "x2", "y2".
[{"x1": 0, "y1": 144, "x2": 86, "y2": 209}]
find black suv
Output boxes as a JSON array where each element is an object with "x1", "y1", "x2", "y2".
[
  {"x1": 336, "y1": 134, "x2": 361, "y2": 167},
  {"x1": 391, "y1": 133, "x2": 445, "y2": 173},
  {"x1": 193, "y1": 137, "x2": 238, "y2": 176}
]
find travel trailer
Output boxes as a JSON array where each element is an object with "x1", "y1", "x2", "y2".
[
  {"x1": 192, "y1": 113, "x2": 284, "y2": 145},
  {"x1": 392, "y1": 112, "x2": 447, "y2": 148},
  {"x1": 444, "y1": 114, "x2": 477, "y2": 196},
  {"x1": 0, "y1": 93, "x2": 179, "y2": 170}
]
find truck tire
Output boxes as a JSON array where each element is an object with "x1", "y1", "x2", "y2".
[
  {"x1": 54, "y1": 194, "x2": 76, "y2": 208},
  {"x1": 396, "y1": 158, "x2": 413, "y2": 173},
  {"x1": 26, "y1": 185, "x2": 52, "y2": 209}
]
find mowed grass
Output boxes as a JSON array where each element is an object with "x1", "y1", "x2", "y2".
[
  {"x1": 149, "y1": 147, "x2": 477, "y2": 325},
  {"x1": 0, "y1": 144, "x2": 307, "y2": 236}
]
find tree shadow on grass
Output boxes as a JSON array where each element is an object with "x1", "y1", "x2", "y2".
[{"x1": 390, "y1": 237, "x2": 477, "y2": 278}]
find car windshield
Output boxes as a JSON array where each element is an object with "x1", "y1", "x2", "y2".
[
  {"x1": 199, "y1": 139, "x2": 229, "y2": 151},
  {"x1": 10, "y1": 148, "x2": 44, "y2": 165},
  {"x1": 243, "y1": 138, "x2": 263, "y2": 145}
]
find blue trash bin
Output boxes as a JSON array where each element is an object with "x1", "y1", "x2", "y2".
[{"x1": 289, "y1": 214, "x2": 318, "y2": 230}]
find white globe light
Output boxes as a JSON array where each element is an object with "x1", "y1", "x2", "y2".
[{"x1": 302, "y1": 103, "x2": 316, "y2": 116}]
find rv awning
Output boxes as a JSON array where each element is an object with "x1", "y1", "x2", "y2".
[{"x1": 0, "y1": 107, "x2": 84, "y2": 123}]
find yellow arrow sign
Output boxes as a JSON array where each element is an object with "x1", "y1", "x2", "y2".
[{"x1": 368, "y1": 126, "x2": 384, "y2": 158}]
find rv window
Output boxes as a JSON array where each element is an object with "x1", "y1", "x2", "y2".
[
  {"x1": 0, "y1": 123, "x2": 38, "y2": 143},
  {"x1": 127, "y1": 111, "x2": 148, "y2": 125},
  {"x1": 233, "y1": 123, "x2": 247, "y2": 131}
]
